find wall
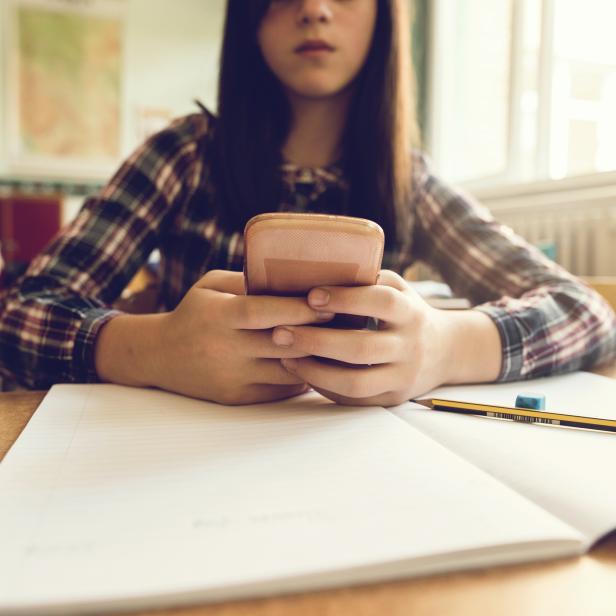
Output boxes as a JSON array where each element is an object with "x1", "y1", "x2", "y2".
[
  {"x1": 0, "y1": 0, "x2": 226, "y2": 180},
  {"x1": 0, "y1": 2, "x2": 8, "y2": 178},
  {"x1": 122, "y1": 0, "x2": 225, "y2": 157}
]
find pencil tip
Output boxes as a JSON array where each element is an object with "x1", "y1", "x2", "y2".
[{"x1": 413, "y1": 399, "x2": 433, "y2": 408}]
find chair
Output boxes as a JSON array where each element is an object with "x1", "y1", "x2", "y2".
[
  {"x1": 0, "y1": 194, "x2": 62, "y2": 287},
  {"x1": 114, "y1": 265, "x2": 160, "y2": 314},
  {"x1": 582, "y1": 277, "x2": 616, "y2": 311}
]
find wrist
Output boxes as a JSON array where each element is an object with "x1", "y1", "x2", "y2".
[
  {"x1": 433, "y1": 308, "x2": 502, "y2": 385},
  {"x1": 94, "y1": 313, "x2": 167, "y2": 387}
]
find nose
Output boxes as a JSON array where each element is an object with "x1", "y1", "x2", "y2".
[{"x1": 297, "y1": 0, "x2": 333, "y2": 25}]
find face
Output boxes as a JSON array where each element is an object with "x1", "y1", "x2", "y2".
[{"x1": 257, "y1": 0, "x2": 378, "y2": 100}]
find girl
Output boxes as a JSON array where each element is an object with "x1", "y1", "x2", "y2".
[{"x1": 1, "y1": 0, "x2": 615, "y2": 406}]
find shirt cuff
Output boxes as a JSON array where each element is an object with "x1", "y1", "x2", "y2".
[
  {"x1": 474, "y1": 304, "x2": 524, "y2": 382},
  {"x1": 72, "y1": 308, "x2": 123, "y2": 383}
]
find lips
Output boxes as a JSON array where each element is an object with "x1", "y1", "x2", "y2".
[{"x1": 295, "y1": 40, "x2": 335, "y2": 53}]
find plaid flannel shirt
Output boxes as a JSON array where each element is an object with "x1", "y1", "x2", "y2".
[{"x1": 1, "y1": 110, "x2": 615, "y2": 388}]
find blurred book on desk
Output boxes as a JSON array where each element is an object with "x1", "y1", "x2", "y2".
[{"x1": 410, "y1": 280, "x2": 472, "y2": 310}]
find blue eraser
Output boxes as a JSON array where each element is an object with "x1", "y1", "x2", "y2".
[{"x1": 515, "y1": 393, "x2": 546, "y2": 410}]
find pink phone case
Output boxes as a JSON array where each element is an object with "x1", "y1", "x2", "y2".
[{"x1": 243, "y1": 212, "x2": 384, "y2": 296}]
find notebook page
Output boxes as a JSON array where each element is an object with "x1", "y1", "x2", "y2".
[
  {"x1": 392, "y1": 372, "x2": 616, "y2": 545},
  {"x1": 0, "y1": 384, "x2": 580, "y2": 613}
]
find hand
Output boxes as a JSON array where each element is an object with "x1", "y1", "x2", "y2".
[
  {"x1": 97, "y1": 270, "x2": 336, "y2": 405},
  {"x1": 151, "y1": 270, "x2": 340, "y2": 404},
  {"x1": 272, "y1": 270, "x2": 500, "y2": 407}
]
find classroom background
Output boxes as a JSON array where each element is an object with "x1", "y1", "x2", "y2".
[{"x1": 0, "y1": 0, "x2": 615, "y2": 303}]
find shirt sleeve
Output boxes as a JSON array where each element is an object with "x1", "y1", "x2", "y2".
[
  {"x1": 0, "y1": 115, "x2": 205, "y2": 388},
  {"x1": 409, "y1": 153, "x2": 616, "y2": 381}
]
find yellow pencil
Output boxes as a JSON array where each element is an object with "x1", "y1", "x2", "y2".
[{"x1": 415, "y1": 398, "x2": 616, "y2": 434}]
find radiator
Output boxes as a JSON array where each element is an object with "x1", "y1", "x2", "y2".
[{"x1": 476, "y1": 180, "x2": 616, "y2": 277}]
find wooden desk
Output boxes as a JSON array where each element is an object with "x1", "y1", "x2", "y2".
[{"x1": 2, "y1": 364, "x2": 616, "y2": 616}]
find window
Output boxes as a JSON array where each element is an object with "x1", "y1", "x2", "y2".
[{"x1": 427, "y1": 0, "x2": 616, "y2": 188}]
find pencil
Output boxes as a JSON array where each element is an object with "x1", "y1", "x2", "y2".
[{"x1": 414, "y1": 398, "x2": 616, "y2": 434}]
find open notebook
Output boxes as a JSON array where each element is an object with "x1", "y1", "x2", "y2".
[{"x1": 1, "y1": 371, "x2": 615, "y2": 614}]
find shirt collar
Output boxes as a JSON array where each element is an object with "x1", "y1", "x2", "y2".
[{"x1": 280, "y1": 161, "x2": 348, "y2": 193}]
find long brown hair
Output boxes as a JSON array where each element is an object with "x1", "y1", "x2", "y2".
[{"x1": 212, "y1": 0, "x2": 418, "y2": 253}]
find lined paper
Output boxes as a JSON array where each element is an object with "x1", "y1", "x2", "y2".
[
  {"x1": 0, "y1": 384, "x2": 581, "y2": 614},
  {"x1": 394, "y1": 372, "x2": 616, "y2": 544}
]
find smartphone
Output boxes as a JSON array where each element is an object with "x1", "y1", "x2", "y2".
[{"x1": 243, "y1": 212, "x2": 384, "y2": 328}]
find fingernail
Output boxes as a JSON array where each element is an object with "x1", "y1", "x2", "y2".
[
  {"x1": 309, "y1": 288, "x2": 330, "y2": 307},
  {"x1": 281, "y1": 358, "x2": 298, "y2": 371},
  {"x1": 316, "y1": 311, "x2": 335, "y2": 320},
  {"x1": 273, "y1": 327, "x2": 294, "y2": 346}
]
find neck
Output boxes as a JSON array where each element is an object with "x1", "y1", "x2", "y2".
[{"x1": 282, "y1": 90, "x2": 352, "y2": 168}]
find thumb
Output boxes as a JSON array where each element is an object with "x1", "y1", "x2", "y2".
[{"x1": 376, "y1": 269, "x2": 409, "y2": 292}]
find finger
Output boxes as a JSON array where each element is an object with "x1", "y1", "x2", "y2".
[
  {"x1": 310, "y1": 385, "x2": 410, "y2": 408},
  {"x1": 280, "y1": 357, "x2": 397, "y2": 399},
  {"x1": 225, "y1": 295, "x2": 336, "y2": 330},
  {"x1": 227, "y1": 383, "x2": 310, "y2": 406},
  {"x1": 252, "y1": 358, "x2": 307, "y2": 386},
  {"x1": 272, "y1": 326, "x2": 401, "y2": 364},
  {"x1": 238, "y1": 330, "x2": 314, "y2": 359},
  {"x1": 195, "y1": 269, "x2": 246, "y2": 295},
  {"x1": 307, "y1": 283, "x2": 410, "y2": 326}
]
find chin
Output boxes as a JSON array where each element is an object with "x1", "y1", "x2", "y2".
[{"x1": 287, "y1": 80, "x2": 349, "y2": 100}]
